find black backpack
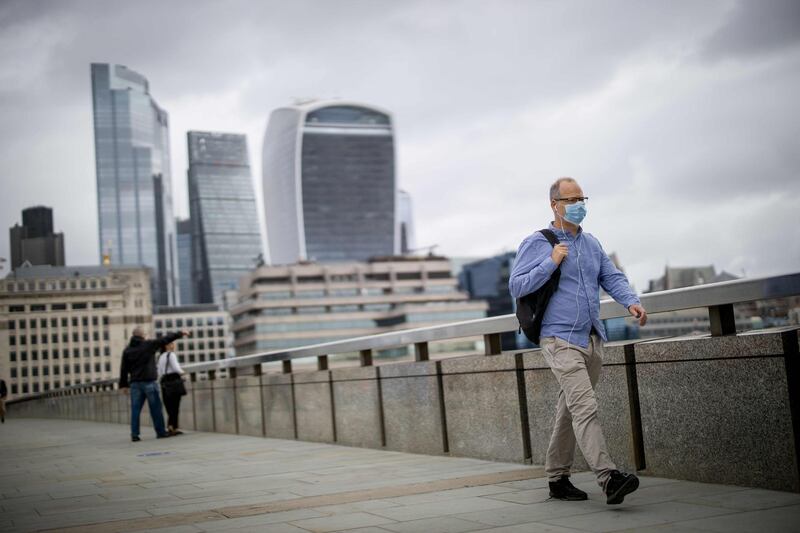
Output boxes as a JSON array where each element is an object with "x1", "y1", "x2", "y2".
[{"x1": 515, "y1": 229, "x2": 561, "y2": 345}]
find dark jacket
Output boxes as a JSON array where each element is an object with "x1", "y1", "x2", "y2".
[
  {"x1": 0, "y1": 379, "x2": 7, "y2": 398},
  {"x1": 119, "y1": 332, "x2": 184, "y2": 387}
]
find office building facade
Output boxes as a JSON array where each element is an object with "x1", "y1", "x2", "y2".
[
  {"x1": 9, "y1": 206, "x2": 65, "y2": 269},
  {"x1": 262, "y1": 100, "x2": 396, "y2": 264},
  {"x1": 153, "y1": 304, "x2": 232, "y2": 366},
  {"x1": 0, "y1": 265, "x2": 151, "y2": 400},
  {"x1": 90, "y1": 63, "x2": 177, "y2": 306},
  {"x1": 187, "y1": 132, "x2": 261, "y2": 305},
  {"x1": 230, "y1": 258, "x2": 487, "y2": 356}
]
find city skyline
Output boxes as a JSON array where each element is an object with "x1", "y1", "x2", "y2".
[{"x1": 0, "y1": 1, "x2": 798, "y2": 292}]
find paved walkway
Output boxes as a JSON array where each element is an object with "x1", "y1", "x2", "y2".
[{"x1": 1, "y1": 419, "x2": 799, "y2": 532}]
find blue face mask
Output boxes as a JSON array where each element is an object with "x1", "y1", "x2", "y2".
[{"x1": 562, "y1": 201, "x2": 587, "y2": 225}]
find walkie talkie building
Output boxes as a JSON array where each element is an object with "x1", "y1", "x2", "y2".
[{"x1": 262, "y1": 100, "x2": 396, "y2": 265}]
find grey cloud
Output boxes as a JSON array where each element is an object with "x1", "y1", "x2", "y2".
[{"x1": 701, "y1": 0, "x2": 800, "y2": 61}]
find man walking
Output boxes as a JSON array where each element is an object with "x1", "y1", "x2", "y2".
[
  {"x1": 119, "y1": 327, "x2": 189, "y2": 442},
  {"x1": 509, "y1": 177, "x2": 648, "y2": 505}
]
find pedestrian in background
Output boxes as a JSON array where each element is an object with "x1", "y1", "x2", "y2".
[
  {"x1": 119, "y1": 327, "x2": 189, "y2": 442},
  {"x1": 158, "y1": 342, "x2": 186, "y2": 436},
  {"x1": 0, "y1": 378, "x2": 7, "y2": 423}
]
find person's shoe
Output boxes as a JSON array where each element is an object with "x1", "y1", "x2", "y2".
[
  {"x1": 156, "y1": 433, "x2": 171, "y2": 439},
  {"x1": 605, "y1": 470, "x2": 639, "y2": 504},
  {"x1": 170, "y1": 429, "x2": 184, "y2": 436},
  {"x1": 131, "y1": 436, "x2": 141, "y2": 442},
  {"x1": 548, "y1": 476, "x2": 588, "y2": 501}
]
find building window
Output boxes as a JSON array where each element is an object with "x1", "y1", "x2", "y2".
[
  {"x1": 102, "y1": 317, "x2": 109, "y2": 326},
  {"x1": 82, "y1": 317, "x2": 89, "y2": 327},
  {"x1": 94, "y1": 347, "x2": 100, "y2": 357},
  {"x1": 43, "y1": 367, "x2": 49, "y2": 376},
  {"x1": 10, "y1": 368, "x2": 16, "y2": 378},
  {"x1": 84, "y1": 363, "x2": 91, "y2": 373},
  {"x1": 22, "y1": 384, "x2": 28, "y2": 394},
  {"x1": 9, "y1": 352, "x2": 16, "y2": 362},
  {"x1": 92, "y1": 316, "x2": 98, "y2": 326},
  {"x1": 33, "y1": 383, "x2": 40, "y2": 393},
  {"x1": 52, "y1": 303, "x2": 66, "y2": 310},
  {"x1": 11, "y1": 385, "x2": 17, "y2": 394},
  {"x1": 50, "y1": 318, "x2": 57, "y2": 327},
  {"x1": 72, "y1": 303, "x2": 87, "y2": 310},
  {"x1": 32, "y1": 350, "x2": 38, "y2": 361},
  {"x1": 32, "y1": 367, "x2": 38, "y2": 377},
  {"x1": 94, "y1": 363, "x2": 101, "y2": 372},
  {"x1": 9, "y1": 335, "x2": 15, "y2": 346},
  {"x1": 53, "y1": 349, "x2": 59, "y2": 358},
  {"x1": 30, "y1": 304, "x2": 46, "y2": 312},
  {"x1": 42, "y1": 350, "x2": 48, "y2": 360},
  {"x1": 21, "y1": 368, "x2": 28, "y2": 377},
  {"x1": 20, "y1": 352, "x2": 27, "y2": 362},
  {"x1": 104, "y1": 346, "x2": 110, "y2": 356},
  {"x1": 9, "y1": 305, "x2": 25, "y2": 313},
  {"x1": 104, "y1": 362, "x2": 111, "y2": 372},
  {"x1": 7, "y1": 320, "x2": 15, "y2": 330},
  {"x1": 92, "y1": 302, "x2": 107, "y2": 309}
]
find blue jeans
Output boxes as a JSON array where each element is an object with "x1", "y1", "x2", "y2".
[{"x1": 130, "y1": 381, "x2": 168, "y2": 437}]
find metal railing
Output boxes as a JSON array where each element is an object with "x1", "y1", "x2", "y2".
[{"x1": 9, "y1": 271, "x2": 800, "y2": 402}]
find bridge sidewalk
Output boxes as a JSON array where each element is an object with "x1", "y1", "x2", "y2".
[{"x1": 1, "y1": 419, "x2": 799, "y2": 532}]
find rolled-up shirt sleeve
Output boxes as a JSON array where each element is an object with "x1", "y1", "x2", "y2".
[{"x1": 509, "y1": 235, "x2": 559, "y2": 298}]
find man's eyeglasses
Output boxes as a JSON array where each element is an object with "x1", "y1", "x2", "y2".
[{"x1": 554, "y1": 196, "x2": 588, "y2": 204}]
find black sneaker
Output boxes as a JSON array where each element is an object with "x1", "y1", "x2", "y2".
[
  {"x1": 156, "y1": 433, "x2": 171, "y2": 439},
  {"x1": 549, "y1": 476, "x2": 588, "y2": 501},
  {"x1": 131, "y1": 436, "x2": 141, "y2": 442},
  {"x1": 605, "y1": 470, "x2": 639, "y2": 504}
]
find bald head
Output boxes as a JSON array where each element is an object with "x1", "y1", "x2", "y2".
[{"x1": 132, "y1": 327, "x2": 145, "y2": 338}]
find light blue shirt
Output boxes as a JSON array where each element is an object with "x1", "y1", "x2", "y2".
[{"x1": 508, "y1": 223, "x2": 640, "y2": 348}]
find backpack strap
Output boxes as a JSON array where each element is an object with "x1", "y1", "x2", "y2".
[{"x1": 540, "y1": 228, "x2": 560, "y2": 247}]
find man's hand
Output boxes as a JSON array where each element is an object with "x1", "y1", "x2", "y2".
[
  {"x1": 551, "y1": 243, "x2": 569, "y2": 266},
  {"x1": 181, "y1": 330, "x2": 191, "y2": 338},
  {"x1": 628, "y1": 304, "x2": 648, "y2": 326}
]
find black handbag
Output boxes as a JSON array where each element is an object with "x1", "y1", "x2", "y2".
[
  {"x1": 515, "y1": 229, "x2": 562, "y2": 345},
  {"x1": 160, "y1": 353, "x2": 187, "y2": 396}
]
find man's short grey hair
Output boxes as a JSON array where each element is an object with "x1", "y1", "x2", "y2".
[
  {"x1": 549, "y1": 177, "x2": 577, "y2": 200},
  {"x1": 132, "y1": 327, "x2": 145, "y2": 338}
]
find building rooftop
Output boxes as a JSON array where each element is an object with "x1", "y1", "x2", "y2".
[{"x1": 4, "y1": 264, "x2": 147, "y2": 280}]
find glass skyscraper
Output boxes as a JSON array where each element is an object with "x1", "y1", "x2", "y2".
[
  {"x1": 262, "y1": 100, "x2": 396, "y2": 264},
  {"x1": 187, "y1": 131, "x2": 262, "y2": 305},
  {"x1": 90, "y1": 63, "x2": 177, "y2": 306}
]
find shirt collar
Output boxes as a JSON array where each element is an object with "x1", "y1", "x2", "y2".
[{"x1": 549, "y1": 222, "x2": 582, "y2": 238}]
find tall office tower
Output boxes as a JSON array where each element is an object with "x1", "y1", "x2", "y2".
[
  {"x1": 176, "y1": 218, "x2": 195, "y2": 305},
  {"x1": 396, "y1": 189, "x2": 416, "y2": 255},
  {"x1": 9, "y1": 206, "x2": 66, "y2": 270},
  {"x1": 262, "y1": 100, "x2": 396, "y2": 265},
  {"x1": 187, "y1": 131, "x2": 262, "y2": 305},
  {"x1": 90, "y1": 63, "x2": 177, "y2": 306}
]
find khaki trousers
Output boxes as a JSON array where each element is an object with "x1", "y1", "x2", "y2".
[{"x1": 541, "y1": 335, "x2": 616, "y2": 488}]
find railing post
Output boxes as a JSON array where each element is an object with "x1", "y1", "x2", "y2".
[
  {"x1": 317, "y1": 355, "x2": 329, "y2": 371},
  {"x1": 709, "y1": 304, "x2": 736, "y2": 336},
  {"x1": 253, "y1": 364, "x2": 262, "y2": 376},
  {"x1": 282, "y1": 360, "x2": 293, "y2": 374},
  {"x1": 484, "y1": 333, "x2": 502, "y2": 355},
  {"x1": 414, "y1": 342, "x2": 429, "y2": 362},
  {"x1": 229, "y1": 368, "x2": 237, "y2": 379},
  {"x1": 360, "y1": 349, "x2": 373, "y2": 367}
]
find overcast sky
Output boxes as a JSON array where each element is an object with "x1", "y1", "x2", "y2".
[{"x1": 1, "y1": 0, "x2": 798, "y2": 291}]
